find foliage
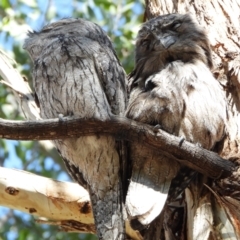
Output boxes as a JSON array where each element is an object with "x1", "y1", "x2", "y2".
[{"x1": 0, "y1": 0, "x2": 144, "y2": 239}]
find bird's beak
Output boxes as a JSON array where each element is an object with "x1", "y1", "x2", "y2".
[{"x1": 159, "y1": 35, "x2": 177, "y2": 49}]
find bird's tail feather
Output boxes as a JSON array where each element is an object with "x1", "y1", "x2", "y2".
[{"x1": 126, "y1": 144, "x2": 180, "y2": 227}]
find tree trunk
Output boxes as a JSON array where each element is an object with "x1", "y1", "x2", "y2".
[{"x1": 143, "y1": 0, "x2": 240, "y2": 239}]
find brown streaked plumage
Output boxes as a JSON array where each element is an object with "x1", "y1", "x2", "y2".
[{"x1": 125, "y1": 13, "x2": 226, "y2": 229}]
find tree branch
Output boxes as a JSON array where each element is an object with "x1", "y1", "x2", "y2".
[
  {"x1": 0, "y1": 167, "x2": 94, "y2": 232},
  {"x1": 1, "y1": 46, "x2": 235, "y2": 181},
  {"x1": 0, "y1": 116, "x2": 236, "y2": 179},
  {"x1": 0, "y1": 167, "x2": 142, "y2": 240},
  {"x1": 0, "y1": 49, "x2": 40, "y2": 120}
]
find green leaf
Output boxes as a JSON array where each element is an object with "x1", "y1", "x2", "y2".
[{"x1": 0, "y1": 0, "x2": 11, "y2": 9}]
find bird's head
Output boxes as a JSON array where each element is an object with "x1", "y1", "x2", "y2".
[{"x1": 129, "y1": 14, "x2": 212, "y2": 89}]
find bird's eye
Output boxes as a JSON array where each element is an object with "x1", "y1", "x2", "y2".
[
  {"x1": 172, "y1": 21, "x2": 181, "y2": 29},
  {"x1": 141, "y1": 39, "x2": 150, "y2": 46},
  {"x1": 132, "y1": 81, "x2": 138, "y2": 89},
  {"x1": 145, "y1": 80, "x2": 156, "y2": 91}
]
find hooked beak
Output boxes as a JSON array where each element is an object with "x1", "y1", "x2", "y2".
[{"x1": 159, "y1": 35, "x2": 177, "y2": 49}]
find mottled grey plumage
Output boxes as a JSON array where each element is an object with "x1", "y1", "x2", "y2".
[
  {"x1": 125, "y1": 13, "x2": 226, "y2": 228},
  {"x1": 24, "y1": 18, "x2": 127, "y2": 239}
]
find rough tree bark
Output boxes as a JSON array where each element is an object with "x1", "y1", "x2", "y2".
[{"x1": 142, "y1": 0, "x2": 240, "y2": 239}]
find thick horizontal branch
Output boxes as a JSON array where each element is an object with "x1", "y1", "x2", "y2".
[
  {"x1": 0, "y1": 116, "x2": 236, "y2": 179},
  {"x1": 0, "y1": 167, "x2": 142, "y2": 240},
  {"x1": 0, "y1": 167, "x2": 94, "y2": 232}
]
